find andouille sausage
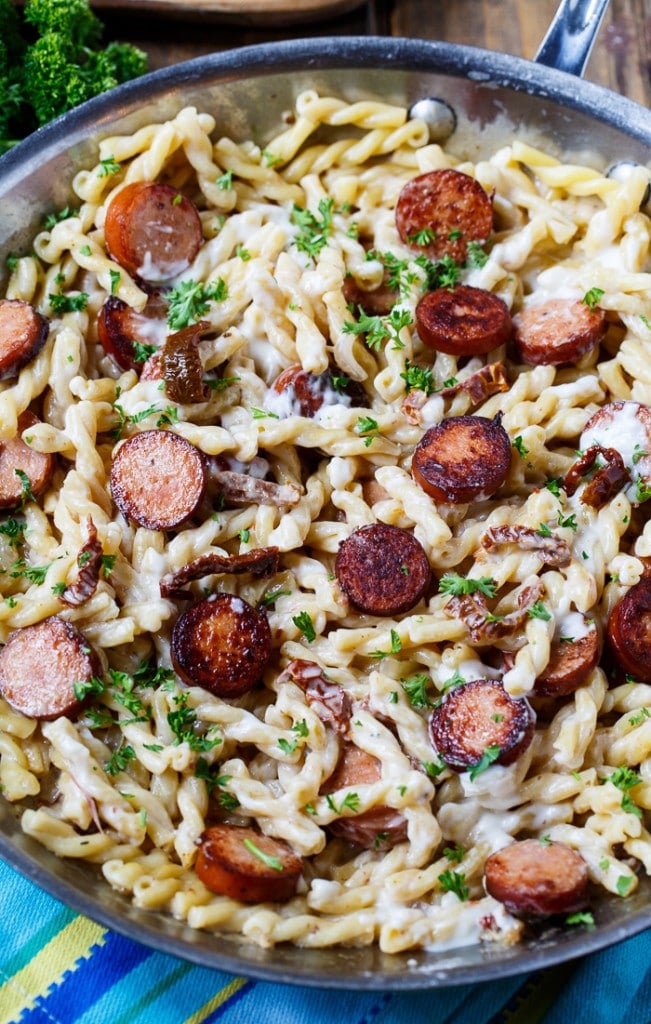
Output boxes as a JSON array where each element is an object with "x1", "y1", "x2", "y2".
[
  {"x1": 395, "y1": 168, "x2": 493, "y2": 263},
  {"x1": 171, "y1": 593, "x2": 272, "y2": 697},
  {"x1": 0, "y1": 411, "x2": 55, "y2": 510},
  {"x1": 0, "y1": 616, "x2": 103, "y2": 719},
  {"x1": 512, "y1": 297, "x2": 606, "y2": 366},
  {"x1": 0, "y1": 299, "x2": 50, "y2": 380},
  {"x1": 104, "y1": 182, "x2": 202, "y2": 282},
  {"x1": 579, "y1": 401, "x2": 651, "y2": 503},
  {"x1": 268, "y1": 365, "x2": 367, "y2": 418},
  {"x1": 320, "y1": 743, "x2": 408, "y2": 849},
  {"x1": 412, "y1": 414, "x2": 512, "y2": 504},
  {"x1": 534, "y1": 617, "x2": 600, "y2": 697},
  {"x1": 416, "y1": 285, "x2": 512, "y2": 356},
  {"x1": 484, "y1": 838, "x2": 589, "y2": 917},
  {"x1": 607, "y1": 577, "x2": 651, "y2": 683},
  {"x1": 334, "y1": 522, "x2": 431, "y2": 616},
  {"x1": 195, "y1": 824, "x2": 302, "y2": 903},
  {"x1": 97, "y1": 290, "x2": 168, "y2": 372},
  {"x1": 110, "y1": 430, "x2": 206, "y2": 530},
  {"x1": 428, "y1": 678, "x2": 535, "y2": 771}
]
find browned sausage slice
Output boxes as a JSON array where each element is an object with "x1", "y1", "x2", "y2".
[
  {"x1": 512, "y1": 298, "x2": 606, "y2": 366},
  {"x1": 428, "y1": 678, "x2": 535, "y2": 771},
  {"x1": 534, "y1": 617, "x2": 600, "y2": 697},
  {"x1": 607, "y1": 576, "x2": 651, "y2": 683},
  {"x1": 110, "y1": 430, "x2": 206, "y2": 530},
  {"x1": 0, "y1": 616, "x2": 103, "y2": 719},
  {"x1": 0, "y1": 299, "x2": 50, "y2": 380},
  {"x1": 580, "y1": 401, "x2": 651, "y2": 504},
  {"x1": 98, "y1": 290, "x2": 168, "y2": 371},
  {"x1": 171, "y1": 593, "x2": 271, "y2": 697},
  {"x1": 195, "y1": 824, "x2": 302, "y2": 903},
  {"x1": 320, "y1": 743, "x2": 408, "y2": 849},
  {"x1": 484, "y1": 839, "x2": 589, "y2": 917},
  {"x1": 104, "y1": 182, "x2": 202, "y2": 282},
  {"x1": 416, "y1": 285, "x2": 512, "y2": 356},
  {"x1": 0, "y1": 411, "x2": 55, "y2": 510},
  {"x1": 335, "y1": 522, "x2": 431, "y2": 616},
  {"x1": 412, "y1": 414, "x2": 512, "y2": 504},
  {"x1": 395, "y1": 168, "x2": 493, "y2": 262}
]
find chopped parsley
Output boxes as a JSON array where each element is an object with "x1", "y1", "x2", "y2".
[
  {"x1": 291, "y1": 198, "x2": 335, "y2": 260},
  {"x1": 437, "y1": 868, "x2": 469, "y2": 901},
  {"x1": 166, "y1": 278, "x2": 227, "y2": 331},
  {"x1": 438, "y1": 573, "x2": 497, "y2": 598},
  {"x1": 400, "y1": 359, "x2": 435, "y2": 395},
  {"x1": 243, "y1": 837, "x2": 284, "y2": 870},
  {"x1": 583, "y1": 287, "x2": 605, "y2": 310},
  {"x1": 371, "y1": 629, "x2": 402, "y2": 660},
  {"x1": 355, "y1": 416, "x2": 380, "y2": 447},
  {"x1": 292, "y1": 611, "x2": 316, "y2": 642},
  {"x1": 468, "y1": 744, "x2": 501, "y2": 781},
  {"x1": 608, "y1": 765, "x2": 643, "y2": 818},
  {"x1": 401, "y1": 673, "x2": 435, "y2": 708},
  {"x1": 49, "y1": 292, "x2": 89, "y2": 313},
  {"x1": 104, "y1": 744, "x2": 136, "y2": 776},
  {"x1": 98, "y1": 155, "x2": 121, "y2": 177}
]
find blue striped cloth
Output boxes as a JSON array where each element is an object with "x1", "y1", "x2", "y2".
[{"x1": 1, "y1": 857, "x2": 650, "y2": 1024}]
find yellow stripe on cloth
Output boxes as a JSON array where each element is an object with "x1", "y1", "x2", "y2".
[
  {"x1": 0, "y1": 916, "x2": 106, "y2": 1024},
  {"x1": 183, "y1": 976, "x2": 249, "y2": 1024}
]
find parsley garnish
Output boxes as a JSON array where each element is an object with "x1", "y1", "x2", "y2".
[
  {"x1": 401, "y1": 673, "x2": 435, "y2": 708},
  {"x1": 355, "y1": 416, "x2": 380, "y2": 447},
  {"x1": 292, "y1": 611, "x2": 316, "y2": 642},
  {"x1": 609, "y1": 765, "x2": 643, "y2": 818},
  {"x1": 371, "y1": 628, "x2": 402, "y2": 660},
  {"x1": 326, "y1": 791, "x2": 360, "y2": 815},
  {"x1": 243, "y1": 837, "x2": 284, "y2": 871},
  {"x1": 468, "y1": 744, "x2": 501, "y2": 780},
  {"x1": 438, "y1": 573, "x2": 497, "y2": 598},
  {"x1": 49, "y1": 292, "x2": 89, "y2": 313},
  {"x1": 104, "y1": 744, "x2": 136, "y2": 776},
  {"x1": 291, "y1": 198, "x2": 335, "y2": 259},
  {"x1": 400, "y1": 359, "x2": 435, "y2": 395},
  {"x1": 98, "y1": 155, "x2": 121, "y2": 177},
  {"x1": 437, "y1": 868, "x2": 469, "y2": 901},
  {"x1": 583, "y1": 287, "x2": 605, "y2": 310},
  {"x1": 166, "y1": 278, "x2": 227, "y2": 331},
  {"x1": 528, "y1": 601, "x2": 552, "y2": 621}
]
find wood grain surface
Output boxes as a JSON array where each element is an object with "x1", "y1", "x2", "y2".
[{"x1": 100, "y1": 0, "x2": 650, "y2": 107}]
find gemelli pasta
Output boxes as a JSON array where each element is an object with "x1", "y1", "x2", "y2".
[{"x1": 1, "y1": 89, "x2": 651, "y2": 953}]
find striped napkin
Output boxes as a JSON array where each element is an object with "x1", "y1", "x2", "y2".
[{"x1": 1, "y1": 857, "x2": 650, "y2": 1024}]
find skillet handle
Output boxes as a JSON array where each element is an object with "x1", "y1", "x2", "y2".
[{"x1": 535, "y1": 0, "x2": 610, "y2": 77}]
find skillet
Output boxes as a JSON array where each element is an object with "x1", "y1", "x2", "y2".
[{"x1": 0, "y1": 0, "x2": 650, "y2": 988}]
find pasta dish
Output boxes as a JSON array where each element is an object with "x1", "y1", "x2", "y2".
[{"x1": 1, "y1": 90, "x2": 651, "y2": 954}]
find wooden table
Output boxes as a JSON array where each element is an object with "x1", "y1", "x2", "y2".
[{"x1": 100, "y1": 0, "x2": 650, "y2": 107}]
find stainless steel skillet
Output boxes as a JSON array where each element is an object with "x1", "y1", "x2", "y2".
[{"x1": 0, "y1": 0, "x2": 650, "y2": 989}]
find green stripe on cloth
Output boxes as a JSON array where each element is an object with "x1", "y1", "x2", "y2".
[{"x1": 183, "y1": 978, "x2": 249, "y2": 1024}]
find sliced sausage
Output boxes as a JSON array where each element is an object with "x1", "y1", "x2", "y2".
[
  {"x1": 334, "y1": 522, "x2": 431, "y2": 616},
  {"x1": 268, "y1": 365, "x2": 366, "y2": 418},
  {"x1": 171, "y1": 593, "x2": 271, "y2": 697},
  {"x1": 104, "y1": 182, "x2": 202, "y2": 282},
  {"x1": 580, "y1": 401, "x2": 651, "y2": 503},
  {"x1": 0, "y1": 411, "x2": 55, "y2": 510},
  {"x1": 512, "y1": 297, "x2": 606, "y2": 366},
  {"x1": 395, "y1": 168, "x2": 493, "y2": 263},
  {"x1": 320, "y1": 743, "x2": 408, "y2": 849},
  {"x1": 110, "y1": 429, "x2": 206, "y2": 530},
  {"x1": 484, "y1": 838, "x2": 589, "y2": 917},
  {"x1": 607, "y1": 577, "x2": 651, "y2": 683},
  {"x1": 428, "y1": 678, "x2": 535, "y2": 771},
  {"x1": 534, "y1": 617, "x2": 600, "y2": 697},
  {"x1": 195, "y1": 824, "x2": 302, "y2": 903},
  {"x1": 97, "y1": 290, "x2": 168, "y2": 372},
  {"x1": 0, "y1": 299, "x2": 50, "y2": 380},
  {"x1": 416, "y1": 285, "x2": 512, "y2": 356},
  {"x1": 412, "y1": 414, "x2": 512, "y2": 504},
  {"x1": 0, "y1": 616, "x2": 103, "y2": 720}
]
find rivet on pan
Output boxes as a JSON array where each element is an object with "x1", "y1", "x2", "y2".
[
  {"x1": 408, "y1": 97, "x2": 457, "y2": 144},
  {"x1": 606, "y1": 161, "x2": 651, "y2": 213}
]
